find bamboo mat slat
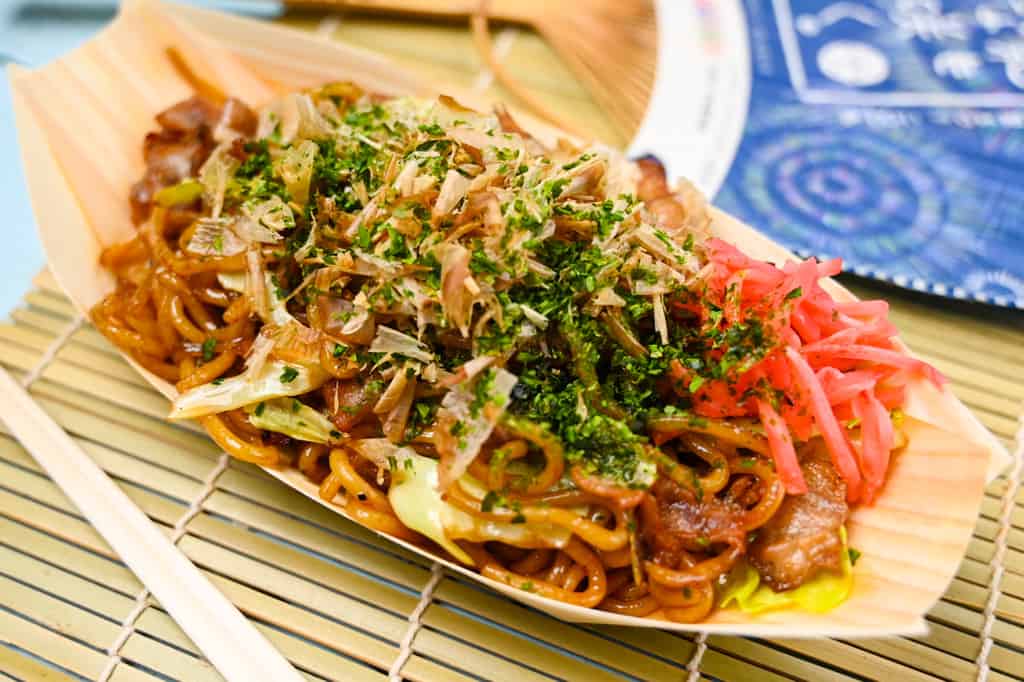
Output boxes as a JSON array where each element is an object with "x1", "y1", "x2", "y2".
[
  {"x1": 4, "y1": 10, "x2": 1024, "y2": 681},
  {"x1": 0, "y1": 608, "x2": 110, "y2": 681},
  {"x1": 0, "y1": 645, "x2": 78, "y2": 682}
]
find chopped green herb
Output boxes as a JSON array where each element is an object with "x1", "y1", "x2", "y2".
[
  {"x1": 201, "y1": 337, "x2": 216, "y2": 362},
  {"x1": 418, "y1": 123, "x2": 444, "y2": 136},
  {"x1": 481, "y1": 491, "x2": 501, "y2": 513}
]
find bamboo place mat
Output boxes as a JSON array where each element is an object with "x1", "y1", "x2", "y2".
[{"x1": 2, "y1": 9, "x2": 1024, "y2": 682}]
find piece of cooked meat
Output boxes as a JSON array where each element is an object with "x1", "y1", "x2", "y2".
[
  {"x1": 634, "y1": 156, "x2": 711, "y2": 235},
  {"x1": 129, "y1": 96, "x2": 258, "y2": 225},
  {"x1": 643, "y1": 477, "x2": 748, "y2": 567},
  {"x1": 322, "y1": 379, "x2": 380, "y2": 432},
  {"x1": 748, "y1": 444, "x2": 848, "y2": 591}
]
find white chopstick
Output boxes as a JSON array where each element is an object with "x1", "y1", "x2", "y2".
[{"x1": 0, "y1": 368, "x2": 302, "y2": 682}]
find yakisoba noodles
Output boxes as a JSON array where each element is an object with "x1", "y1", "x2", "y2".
[{"x1": 93, "y1": 84, "x2": 944, "y2": 622}]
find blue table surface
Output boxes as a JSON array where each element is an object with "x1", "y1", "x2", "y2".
[{"x1": 0, "y1": 0, "x2": 280, "y2": 318}]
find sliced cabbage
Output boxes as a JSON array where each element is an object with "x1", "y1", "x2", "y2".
[
  {"x1": 719, "y1": 528, "x2": 854, "y2": 614},
  {"x1": 198, "y1": 145, "x2": 239, "y2": 219},
  {"x1": 279, "y1": 140, "x2": 318, "y2": 206},
  {"x1": 245, "y1": 397, "x2": 335, "y2": 443},
  {"x1": 387, "y1": 452, "x2": 474, "y2": 564},
  {"x1": 169, "y1": 358, "x2": 328, "y2": 420},
  {"x1": 388, "y1": 453, "x2": 575, "y2": 567}
]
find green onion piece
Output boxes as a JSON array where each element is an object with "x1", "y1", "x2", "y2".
[{"x1": 154, "y1": 179, "x2": 203, "y2": 207}]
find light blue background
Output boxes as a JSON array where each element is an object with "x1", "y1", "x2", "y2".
[{"x1": 0, "y1": 0, "x2": 280, "y2": 318}]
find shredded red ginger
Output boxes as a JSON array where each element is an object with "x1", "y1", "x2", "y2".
[{"x1": 679, "y1": 238, "x2": 945, "y2": 504}]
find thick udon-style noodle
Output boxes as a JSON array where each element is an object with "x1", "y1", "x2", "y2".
[
  {"x1": 96, "y1": 212, "x2": 788, "y2": 621},
  {"x1": 92, "y1": 83, "x2": 884, "y2": 624},
  {"x1": 103, "y1": 236, "x2": 783, "y2": 622}
]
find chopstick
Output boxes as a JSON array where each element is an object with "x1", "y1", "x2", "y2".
[{"x1": 0, "y1": 367, "x2": 302, "y2": 682}]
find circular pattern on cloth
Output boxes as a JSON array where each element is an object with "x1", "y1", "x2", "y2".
[{"x1": 732, "y1": 125, "x2": 954, "y2": 266}]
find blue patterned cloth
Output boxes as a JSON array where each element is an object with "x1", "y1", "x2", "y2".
[{"x1": 717, "y1": 0, "x2": 1024, "y2": 307}]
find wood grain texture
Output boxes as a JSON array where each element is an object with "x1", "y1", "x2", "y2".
[{"x1": 5, "y1": 0, "x2": 1014, "y2": 645}]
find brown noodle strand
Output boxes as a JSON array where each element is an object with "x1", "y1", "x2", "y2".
[
  {"x1": 599, "y1": 570, "x2": 660, "y2": 616},
  {"x1": 645, "y1": 538, "x2": 744, "y2": 589},
  {"x1": 560, "y1": 564, "x2": 587, "y2": 592},
  {"x1": 344, "y1": 501, "x2": 420, "y2": 541},
  {"x1": 467, "y1": 439, "x2": 528, "y2": 490},
  {"x1": 130, "y1": 351, "x2": 181, "y2": 382},
  {"x1": 510, "y1": 548, "x2": 553, "y2": 575},
  {"x1": 298, "y1": 443, "x2": 328, "y2": 481},
  {"x1": 570, "y1": 466, "x2": 644, "y2": 510},
  {"x1": 447, "y1": 482, "x2": 630, "y2": 552},
  {"x1": 195, "y1": 284, "x2": 233, "y2": 307},
  {"x1": 466, "y1": 538, "x2": 608, "y2": 608},
  {"x1": 176, "y1": 349, "x2": 237, "y2": 391},
  {"x1": 497, "y1": 417, "x2": 565, "y2": 495},
  {"x1": 100, "y1": 236, "x2": 148, "y2": 270},
  {"x1": 540, "y1": 550, "x2": 574, "y2": 584},
  {"x1": 731, "y1": 456, "x2": 787, "y2": 532},
  {"x1": 221, "y1": 408, "x2": 266, "y2": 441},
  {"x1": 155, "y1": 287, "x2": 181, "y2": 352},
  {"x1": 327, "y1": 448, "x2": 391, "y2": 512},
  {"x1": 597, "y1": 546, "x2": 632, "y2": 569},
  {"x1": 200, "y1": 415, "x2": 281, "y2": 466},
  {"x1": 169, "y1": 295, "x2": 209, "y2": 344},
  {"x1": 648, "y1": 416, "x2": 770, "y2": 456},
  {"x1": 652, "y1": 580, "x2": 715, "y2": 623}
]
